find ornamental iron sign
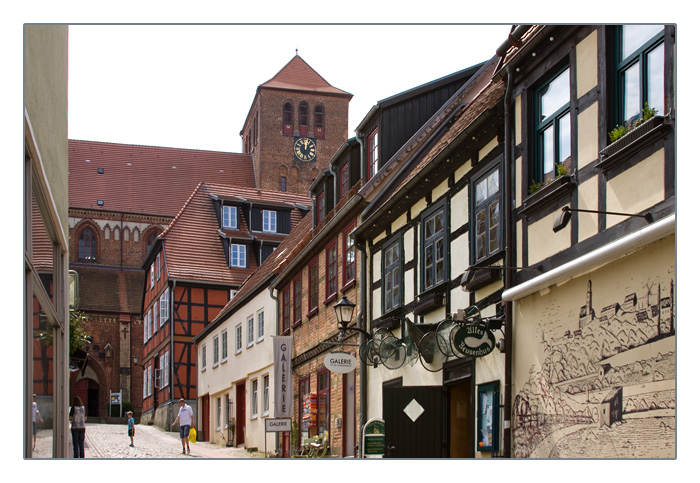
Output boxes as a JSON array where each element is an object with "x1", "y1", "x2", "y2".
[{"x1": 452, "y1": 324, "x2": 496, "y2": 357}]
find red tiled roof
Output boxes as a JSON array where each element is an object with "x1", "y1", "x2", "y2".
[
  {"x1": 69, "y1": 140, "x2": 255, "y2": 217},
  {"x1": 161, "y1": 182, "x2": 310, "y2": 286},
  {"x1": 260, "y1": 55, "x2": 353, "y2": 98},
  {"x1": 73, "y1": 266, "x2": 145, "y2": 314}
]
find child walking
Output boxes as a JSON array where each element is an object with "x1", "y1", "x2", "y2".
[{"x1": 127, "y1": 411, "x2": 135, "y2": 447}]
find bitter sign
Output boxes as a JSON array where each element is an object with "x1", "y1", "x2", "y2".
[{"x1": 324, "y1": 352, "x2": 358, "y2": 373}]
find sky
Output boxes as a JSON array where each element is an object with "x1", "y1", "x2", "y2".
[{"x1": 66, "y1": 24, "x2": 513, "y2": 153}]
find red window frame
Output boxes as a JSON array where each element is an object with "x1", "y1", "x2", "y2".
[
  {"x1": 307, "y1": 256, "x2": 319, "y2": 316},
  {"x1": 282, "y1": 284, "x2": 291, "y2": 334},
  {"x1": 325, "y1": 239, "x2": 338, "y2": 303},
  {"x1": 293, "y1": 273, "x2": 302, "y2": 328},
  {"x1": 317, "y1": 369, "x2": 331, "y2": 438},
  {"x1": 342, "y1": 221, "x2": 356, "y2": 287},
  {"x1": 368, "y1": 128, "x2": 379, "y2": 179}
]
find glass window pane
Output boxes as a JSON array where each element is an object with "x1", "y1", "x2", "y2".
[
  {"x1": 647, "y1": 43, "x2": 664, "y2": 115},
  {"x1": 476, "y1": 209, "x2": 486, "y2": 236},
  {"x1": 476, "y1": 233, "x2": 486, "y2": 260},
  {"x1": 487, "y1": 169, "x2": 499, "y2": 196},
  {"x1": 425, "y1": 218, "x2": 434, "y2": 238},
  {"x1": 476, "y1": 178, "x2": 487, "y2": 204},
  {"x1": 622, "y1": 24, "x2": 664, "y2": 58},
  {"x1": 558, "y1": 112, "x2": 571, "y2": 165},
  {"x1": 434, "y1": 213, "x2": 443, "y2": 234},
  {"x1": 540, "y1": 68, "x2": 570, "y2": 119},
  {"x1": 542, "y1": 125, "x2": 554, "y2": 178},
  {"x1": 624, "y1": 62, "x2": 641, "y2": 122}
]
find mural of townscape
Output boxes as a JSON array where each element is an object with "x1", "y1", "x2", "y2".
[{"x1": 512, "y1": 277, "x2": 676, "y2": 458}]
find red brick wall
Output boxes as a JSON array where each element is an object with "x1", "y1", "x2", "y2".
[{"x1": 243, "y1": 89, "x2": 350, "y2": 194}]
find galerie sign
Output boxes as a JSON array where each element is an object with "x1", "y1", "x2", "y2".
[
  {"x1": 273, "y1": 336, "x2": 293, "y2": 418},
  {"x1": 324, "y1": 352, "x2": 358, "y2": 373},
  {"x1": 452, "y1": 324, "x2": 496, "y2": 357}
]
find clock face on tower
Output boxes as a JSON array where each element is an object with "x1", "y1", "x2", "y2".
[{"x1": 293, "y1": 137, "x2": 317, "y2": 162}]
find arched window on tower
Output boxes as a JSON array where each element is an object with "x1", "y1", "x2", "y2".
[
  {"x1": 314, "y1": 104, "x2": 325, "y2": 138},
  {"x1": 78, "y1": 227, "x2": 97, "y2": 262},
  {"x1": 283, "y1": 101, "x2": 294, "y2": 135},
  {"x1": 280, "y1": 176, "x2": 287, "y2": 192},
  {"x1": 299, "y1": 101, "x2": 309, "y2": 137}
]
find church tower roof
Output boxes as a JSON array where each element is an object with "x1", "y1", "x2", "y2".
[{"x1": 259, "y1": 54, "x2": 353, "y2": 98}]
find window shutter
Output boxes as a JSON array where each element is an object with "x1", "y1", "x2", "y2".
[
  {"x1": 250, "y1": 207, "x2": 263, "y2": 231},
  {"x1": 278, "y1": 210, "x2": 291, "y2": 234}
]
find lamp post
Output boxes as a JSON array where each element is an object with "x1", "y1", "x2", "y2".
[
  {"x1": 132, "y1": 354, "x2": 146, "y2": 369},
  {"x1": 334, "y1": 297, "x2": 369, "y2": 338}
]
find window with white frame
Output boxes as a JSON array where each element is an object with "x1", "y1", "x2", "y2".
[
  {"x1": 368, "y1": 129, "x2": 379, "y2": 178},
  {"x1": 257, "y1": 310, "x2": 264, "y2": 342},
  {"x1": 262, "y1": 210, "x2": 277, "y2": 233},
  {"x1": 144, "y1": 313, "x2": 148, "y2": 343},
  {"x1": 222, "y1": 205, "x2": 238, "y2": 229},
  {"x1": 262, "y1": 375, "x2": 269, "y2": 415},
  {"x1": 147, "y1": 365, "x2": 152, "y2": 396},
  {"x1": 247, "y1": 316, "x2": 254, "y2": 347},
  {"x1": 201, "y1": 344, "x2": 207, "y2": 371},
  {"x1": 160, "y1": 288, "x2": 169, "y2": 326},
  {"x1": 221, "y1": 330, "x2": 228, "y2": 362},
  {"x1": 156, "y1": 253, "x2": 161, "y2": 280},
  {"x1": 153, "y1": 304, "x2": 158, "y2": 334},
  {"x1": 213, "y1": 335, "x2": 220, "y2": 367},
  {"x1": 162, "y1": 351, "x2": 169, "y2": 387},
  {"x1": 230, "y1": 244, "x2": 247, "y2": 268},
  {"x1": 236, "y1": 324, "x2": 242, "y2": 354},
  {"x1": 143, "y1": 369, "x2": 147, "y2": 399},
  {"x1": 150, "y1": 263, "x2": 154, "y2": 289},
  {"x1": 251, "y1": 379, "x2": 259, "y2": 417}
]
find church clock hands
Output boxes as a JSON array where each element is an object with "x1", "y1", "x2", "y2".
[{"x1": 294, "y1": 137, "x2": 317, "y2": 162}]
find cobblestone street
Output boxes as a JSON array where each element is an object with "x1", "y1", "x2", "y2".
[{"x1": 33, "y1": 423, "x2": 267, "y2": 459}]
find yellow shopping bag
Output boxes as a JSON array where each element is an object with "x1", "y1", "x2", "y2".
[{"x1": 189, "y1": 427, "x2": 197, "y2": 444}]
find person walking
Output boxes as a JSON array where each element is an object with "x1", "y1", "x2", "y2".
[
  {"x1": 70, "y1": 396, "x2": 87, "y2": 458},
  {"x1": 32, "y1": 394, "x2": 44, "y2": 451},
  {"x1": 170, "y1": 398, "x2": 194, "y2": 455},
  {"x1": 127, "y1": 411, "x2": 135, "y2": 447}
]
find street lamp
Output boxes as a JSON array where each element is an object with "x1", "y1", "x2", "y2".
[
  {"x1": 333, "y1": 297, "x2": 370, "y2": 338},
  {"x1": 132, "y1": 354, "x2": 146, "y2": 369}
]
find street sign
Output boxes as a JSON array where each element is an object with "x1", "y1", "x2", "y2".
[{"x1": 265, "y1": 418, "x2": 292, "y2": 433}]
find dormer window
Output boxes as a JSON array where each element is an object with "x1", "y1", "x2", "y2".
[
  {"x1": 368, "y1": 129, "x2": 379, "y2": 179},
  {"x1": 230, "y1": 244, "x2": 247, "y2": 268},
  {"x1": 262, "y1": 210, "x2": 277, "y2": 233},
  {"x1": 223, "y1": 205, "x2": 238, "y2": 229}
]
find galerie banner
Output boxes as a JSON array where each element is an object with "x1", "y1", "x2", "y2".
[{"x1": 273, "y1": 336, "x2": 293, "y2": 418}]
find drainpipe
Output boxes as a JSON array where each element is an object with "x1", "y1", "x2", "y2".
[
  {"x1": 502, "y1": 65, "x2": 514, "y2": 458},
  {"x1": 356, "y1": 132, "x2": 366, "y2": 184},
  {"x1": 356, "y1": 240, "x2": 367, "y2": 457},
  {"x1": 268, "y1": 283, "x2": 281, "y2": 456},
  {"x1": 309, "y1": 188, "x2": 317, "y2": 229}
]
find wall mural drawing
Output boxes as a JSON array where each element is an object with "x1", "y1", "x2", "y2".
[{"x1": 512, "y1": 276, "x2": 676, "y2": 458}]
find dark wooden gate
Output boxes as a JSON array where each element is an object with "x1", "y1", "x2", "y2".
[{"x1": 383, "y1": 385, "x2": 443, "y2": 458}]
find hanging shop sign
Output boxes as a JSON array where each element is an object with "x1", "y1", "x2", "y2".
[
  {"x1": 452, "y1": 324, "x2": 496, "y2": 357},
  {"x1": 273, "y1": 336, "x2": 293, "y2": 418},
  {"x1": 324, "y1": 352, "x2": 358, "y2": 373}
]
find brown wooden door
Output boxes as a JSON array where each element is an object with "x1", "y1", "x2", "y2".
[
  {"x1": 447, "y1": 380, "x2": 471, "y2": 458},
  {"x1": 201, "y1": 395, "x2": 210, "y2": 442},
  {"x1": 236, "y1": 383, "x2": 245, "y2": 446}
]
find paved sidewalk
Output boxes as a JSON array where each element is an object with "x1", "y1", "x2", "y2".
[{"x1": 34, "y1": 423, "x2": 266, "y2": 459}]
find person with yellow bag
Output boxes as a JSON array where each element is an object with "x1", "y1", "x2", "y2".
[{"x1": 171, "y1": 398, "x2": 195, "y2": 455}]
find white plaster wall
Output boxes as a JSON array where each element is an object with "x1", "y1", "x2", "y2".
[
  {"x1": 577, "y1": 103, "x2": 599, "y2": 170},
  {"x1": 576, "y1": 30, "x2": 598, "y2": 99},
  {"x1": 577, "y1": 178, "x2": 599, "y2": 242},
  {"x1": 527, "y1": 211, "x2": 571, "y2": 265},
  {"x1": 606, "y1": 148, "x2": 665, "y2": 228}
]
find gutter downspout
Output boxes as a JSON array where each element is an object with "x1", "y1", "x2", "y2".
[
  {"x1": 268, "y1": 283, "x2": 281, "y2": 456},
  {"x1": 503, "y1": 64, "x2": 514, "y2": 458},
  {"x1": 356, "y1": 240, "x2": 367, "y2": 457},
  {"x1": 309, "y1": 188, "x2": 317, "y2": 230}
]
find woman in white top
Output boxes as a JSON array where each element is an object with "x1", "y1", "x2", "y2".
[{"x1": 70, "y1": 396, "x2": 87, "y2": 458}]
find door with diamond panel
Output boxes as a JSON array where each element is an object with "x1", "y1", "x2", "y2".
[{"x1": 382, "y1": 385, "x2": 443, "y2": 458}]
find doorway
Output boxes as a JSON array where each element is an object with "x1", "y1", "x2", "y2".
[
  {"x1": 444, "y1": 359, "x2": 474, "y2": 458},
  {"x1": 383, "y1": 384, "x2": 443, "y2": 458},
  {"x1": 235, "y1": 382, "x2": 245, "y2": 446},
  {"x1": 201, "y1": 395, "x2": 210, "y2": 442}
]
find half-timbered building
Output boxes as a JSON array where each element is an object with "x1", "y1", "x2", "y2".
[
  {"x1": 497, "y1": 24, "x2": 676, "y2": 458},
  {"x1": 140, "y1": 183, "x2": 309, "y2": 428}
]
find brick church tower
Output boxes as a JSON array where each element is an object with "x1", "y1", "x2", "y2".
[{"x1": 240, "y1": 54, "x2": 353, "y2": 194}]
